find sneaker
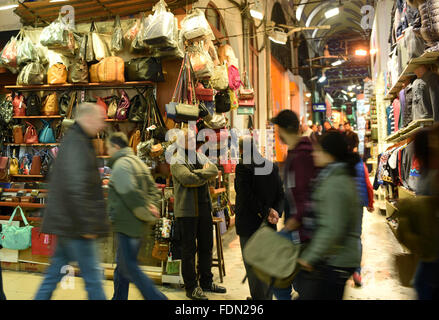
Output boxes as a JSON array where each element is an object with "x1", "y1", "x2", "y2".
[
  {"x1": 186, "y1": 287, "x2": 208, "y2": 300},
  {"x1": 201, "y1": 283, "x2": 227, "y2": 294},
  {"x1": 353, "y1": 272, "x2": 362, "y2": 287}
]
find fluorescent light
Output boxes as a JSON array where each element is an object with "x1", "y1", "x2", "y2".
[
  {"x1": 0, "y1": 4, "x2": 18, "y2": 10},
  {"x1": 341, "y1": 90, "x2": 348, "y2": 95},
  {"x1": 355, "y1": 49, "x2": 368, "y2": 56},
  {"x1": 318, "y1": 75, "x2": 326, "y2": 83},
  {"x1": 306, "y1": 93, "x2": 311, "y2": 97},
  {"x1": 250, "y1": 9, "x2": 263, "y2": 20},
  {"x1": 325, "y1": 7, "x2": 340, "y2": 19},
  {"x1": 331, "y1": 59, "x2": 344, "y2": 66}
]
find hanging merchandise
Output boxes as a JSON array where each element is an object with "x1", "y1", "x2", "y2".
[
  {"x1": 9, "y1": 155, "x2": 19, "y2": 176},
  {"x1": 143, "y1": 0, "x2": 177, "y2": 48},
  {"x1": 39, "y1": 13, "x2": 75, "y2": 54},
  {"x1": 227, "y1": 64, "x2": 242, "y2": 91},
  {"x1": 107, "y1": 95, "x2": 119, "y2": 119},
  {"x1": 131, "y1": 14, "x2": 149, "y2": 53},
  {"x1": 111, "y1": 15, "x2": 124, "y2": 53},
  {"x1": 215, "y1": 90, "x2": 231, "y2": 113},
  {"x1": 0, "y1": 97, "x2": 14, "y2": 125},
  {"x1": 239, "y1": 72, "x2": 254, "y2": 99},
  {"x1": 175, "y1": 54, "x2": 200, "y2": 121},
  {"x1": 13, "y1": 125, "x2": 24, "y2": 144},
  {"x1": 188, "y1": 41, "x2": 214, "y2": 79},
  {"x1": 89, "y1": 21, "x2": 110, "y2": 61},
  {"x1": 60, "y1": 92, "x2": 76, "y2": 138},
  {"x1": 13, "y1": 93, "x2": 26, "y2": 117},
  {"x1": 205, "y1": 39, "x2": 220, "y2": 65},
  {"x1": 403, "y1": 26, "x2": 425, "y2": 60},
  {"x1": 218, "y1": 44, "x2": 239, "y2": 67},
  {"x1": 92, "y1": 133, "x2": 107, "y2": 156},
  {"x1": 24, "y1": 122, "x2": 39, "y2": 144},
  {"x1": 229, "y1": 89, "x2": 239, "y2": 110},
  {"x1": 26, "y1": 94, "x2": 42, "y2": 116},
  {"x1": 68, "y1": 36, "x2": 89, "y2": 84},
  {"x1": 125, "y1": 57, "x2": 164, "y2": 82},
  {"x1": 42, "y1": 93, "x2": 59, "y2": 116},
  {"x1": 16, "y1": 61, "x2": 45, "y2": 85},
  {"x1": 129, "y1": 129, "x2": 141, "y2": 155},
  {"x1": 204, "y1": 112, "x2": 227, "y2": 130},
  {"x1": 30, "y1": 153, "x2": 42, "y2": 176},
  {"x1": 181, "y1": 9, "x2": 215, "y2": 41},
  {"x1": 58, "y1": 92, "x2": 72, "y2": 117},
  {"x1": 210, "y1": 63, "x2": 229, "y2": 91},
  {"x1": 0, "y1": 35, "x2": 18, "y2": 72},
  {"x1": 31, "y1": 227, "x2": 56, "y2": 257},
  {"x1": 0, "y1": 157, "x2": 10, "y2": 182},
  {"x1": 90, "y1": 56, "x2": 125, "y2": 83},
  {"x1": 17, "y1": 32, "x2": 37, "y2": 67},
  {"x1": 96, "y1": 96, "x2": 108, "y2": 118},
  {"x1": 47, "y1": 63, "x2": 68, "y2": 85},
  {"x1": 128, "y1": 88, "x2": 148, "y2": 122},
  {"x1": 0, "y1": 206, "x2": 34, "y2": 250},
  {"x1": 195, "y1": 82, "x2": 214, "y2": 101},
  {"x1": 116, "y1": 90, "x2": 130, "y2": 120}
]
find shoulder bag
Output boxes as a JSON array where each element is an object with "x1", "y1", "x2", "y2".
[
  {"x1": 116, "y1": 90, "x2": 130, "y2": 120},
  {"x1": 97, "y1": 56, "x2": 125, "y2": 83},
  {"x1": 107, "y1": 95, "x2": 119, "y2": 119},
  {"x1": 128, "y1": 88, "x2": 148, "y2": 122},
  {"x1": 174, "y1": 54, "x2": 200, "y2": 121},
  {"x1": 126, "y1": 57, "x2": 164, "y2": 82},
  {"x1": 24, "y1": 122, "x2": 39, "y2": 144},
  {"x1": 0, "y1": 157, "x2": 10, "y2": 182},
  {"x1": 30, "y1": 152, "x2": 42, "y2": 176},
  {"x1": 215, "y1": 90, "x2": 231, "y2": 113},
  {"x1": 13, "y1": 125, "x2": 24, "y2": 144},
  {"x1": 0, "y1": 206, "x2": 34, "y2": 250},
  {"x1": 13, "y1": 93, "x2": 26, "y2": 117},
  {"x1": 39, "y1": 119, "x2": 56, "y2": 144},
  {"x1": 9, "y1": 156, "x2": 19, "y2": 176},
  {"x1": 17, "y1": 61, "x2": 45, "y2": 85},
  {"x1": 90, "y1": 21, "x2": 110, "y2": 61},
  {"x1": 42, "y1": 93, "x2": 59, "y2": 116},
  {"x1": 47, "y1": 63, "x2": 68, "y2": 85},
  {"x1": 26, "y1": 93, "x2": 41, "y2": 116}
]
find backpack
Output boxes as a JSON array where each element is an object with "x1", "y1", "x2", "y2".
[
  {"x1": 26, "y1": 93, "x2": 41, "y2": 116},
  {"x1": 228, "y1": 64, "x2": 242, "y2": 91},
  {"x1": 39, "y1": 119, "x2": 56, "y2": 144},
  {"x1": 116, "y1": 90, "x2": 130, "y2": 120}
]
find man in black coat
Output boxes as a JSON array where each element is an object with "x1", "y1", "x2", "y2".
[
  {"x1": 35, "y1": 103, "x2": 109, "y2": 300},
  {"x1": 235, "y1": 136, "x2": 283, "y2": 300}
]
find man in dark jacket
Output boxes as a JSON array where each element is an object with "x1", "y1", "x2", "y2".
[
  {"x1": 35, "y1": 103, "x2": 109, "y2": 300},
  {"x1": 270, "y1": 109, "x2": 317, "y2": 300},
  {"x1": 235, "y1": 136, "x2": 283, "y2": 300}
]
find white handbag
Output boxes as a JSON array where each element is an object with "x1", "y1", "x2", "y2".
[{"x1": 210, "y1": 63, "x2": 229, "y2": 91}]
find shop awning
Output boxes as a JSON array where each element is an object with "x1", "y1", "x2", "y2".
[{"x1": 14, "y1": 0, "x2": 196, "y2": 27}]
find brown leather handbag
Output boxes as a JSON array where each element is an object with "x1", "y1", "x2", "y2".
[
  {"x1": 13, "y1": 125, "x2": 24, "y2": 144},
  {"x1": 24, "y1": 122, "x2": 39, "y2": 144},
  {"x1": 0, "y1": 157, "x2": 10, "y2": 182},
  {"x1": 92, "y1": 133, "x2": 106, "y2": 156},
  {"x1": 129, "y1": 129, "x2": 141, "y2": 155},
  {"x1": 42, "y1": 93, "x2": 59, "y2": 116},
  {"x1": 30, "y1": 155, "x2": 42, "y2": 175},
  {"x1": 152, "y1": 241, "x2": 169, "y2": 261},
  {"x1": 47, "y1": 63, "x2": 68, "y2": 85},
  {"x1": 89, "y1": 63, "x2": 99, "y2": 83},
  {"x1": 97, "y1": 56, "x2": 125, "y2": 83}
]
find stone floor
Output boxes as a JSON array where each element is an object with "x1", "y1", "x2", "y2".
[{"x1": 0, "y1": 208, "x2": 416, "y2": 300}]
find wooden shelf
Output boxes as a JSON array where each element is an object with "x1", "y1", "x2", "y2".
[
  {"x1": 11, "y1": 175, "x2": 45, "y2": 179},
  {"x1": 3, "y1": 189, "x2": 48, "y2": 193},
  {"x1": 0, "y1": 202, "x2": 45, "y2": 209},
  {"x1": 0, "y1": 215, "x2": 42, "y2": 221},
  {"x1": 105, "y1": 119, "x2": 129, "y2": 122},
  {"x1": 5, "y1": 143, "x2": 59, "y2": 147},
  {"x1": 385, "y1": 119, "x2": 434, "y2": 143},
  {"x1": 384, "y1": 51, "x2": 439, "y2": 100},
  {"x1": 13, "y1": 116, "x2": 63, "y2": 119},
  {"x1": 5, "y1": 81, "x2": 156, "y2": 92}
]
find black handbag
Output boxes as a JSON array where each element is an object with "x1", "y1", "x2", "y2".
[
  {"x1": 25, "y1": 94, "x2": 41, "y2": 116},
  {"x1": 215, "y1": 90, "x2": 231, "y2": 113},
  {"x1": 58, "y1": 91, "x2": 72, "y2": 117},
  {"x1": 125, "y1": 57, "x2": 165, "y2": 82},
  {"x1": 128, "y1": 88, "x2": 148, "y2": 123}
]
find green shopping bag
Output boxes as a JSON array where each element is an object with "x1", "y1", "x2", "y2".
[{"x1": 0, "y1": 206, "x2": 33, "y2": 250}]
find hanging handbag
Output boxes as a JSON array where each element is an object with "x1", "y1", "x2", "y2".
[
  {"x1": 58, "y1": 91, "x2": 71, "y2": 117},
  {"x1": 0, "y1": 206, "x2": 34, "y2": 250},
  {"x1": 0, "y1": 157, "x2": 10, "y2": 182},
  {"x1": 215, "y1": 90, "x2": 231, "y2": 113},
  {"x1": 24, "y1": 122, "x2": 39, "y2": 144},
  {"x1": 107, "y1": 95, "x2": 119, "y2": 119},
  {"x1": 47, "y1": 63, "x2": 68, "y2": 85},
  {"x1": 125, "y1": 57, "x2": 165, "y2": 82},
  {"x1": 229, "y1": 89, "x2": 239, "y2": 110},
  {"x1": 0, "y1": 97, "x2": 14, "y2": 124},
  {"x1": 227, "y1": 64, "x2": 242, "y2": 91},
  {"x1": 204, "y1": 112, "x2": 227, "y2": 130},
  {"x1": 1, "y1": 35, "x2": 18, "y2": 70},
  {"x1": 89, "y1": 63, "x2": 99, "y2": 83},
  {"x1": 96, "y1": 96, "x2": 108, "y2": 119},
  {"x1": 210, "y1": 63, "x2": 229, "y2": 91},
  {"x1": 31, "y1": 227, "x2": 56, "y2": 257},
  {"x1": 116, "y1": 90, "x2": 130, "y2": 120},
  {"x1": 42, "y1": 93, "x2": 59, "y2": 116},
  {"x1": 13, "y1": 93, "x2": 26, "y2": 117},
  {"x1": 111, "y1": 15, "x2": 124, "y2": 53},
  {"x1": 60, "y1": 91, "x2": 76, "y2": 138},
  {"x1": 26, "y1": 93, "x2": 41, "y2": 116},
  {"x1": 9, "y1": 157, "x2": 19, "y2": 176},
  {"x1": 13, "y1": 125, "x2": 24, "y2": 144},
  {"x1": 30, "y1": 154, "x2": 42, "y2": 175},
  {"x1": 39, "y1": 120, "x2": 56, "y2": 144},
  {"x1": 16, "y1": 61, "x2": 45, "y2": 85},
  {"x1": 128, "y1": 88, "x2": 148, "y2": 122},
  {"x1": 239, "y1": 71, "x2": 254, "y2": 100},
  {"x1": 129, "y1": 129, "x2": 141, "y2": 155},
  {"x1": 69, "y1": 38, "x2": 89, "y2": 83},
  {"x1": 175, "y1": 54, "x2": 200, "y2": 121},
  {"x1": 195, "y1": 82, "x2": 214, "y2": 101},
  {"x1": 92, "y1": 133, "x2": 106, "y2": 156},
  {"x1": 90, "y1": 21, "x2": 110, "y2": 61}
]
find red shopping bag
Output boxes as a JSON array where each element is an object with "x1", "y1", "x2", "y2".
[{"x1": 31, "y1": 227, "x2": 56, "y2": 256}]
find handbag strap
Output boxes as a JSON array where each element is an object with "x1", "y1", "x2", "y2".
[
  {"x1": 172, "y1": 57, "x2": 186, "y2": 102},
  {"x1": 66, "y1": 91, "x2": 76, "y2": 120},
  {"x1": 8, "y1": 206, "x2": 29, "y2": 226}
]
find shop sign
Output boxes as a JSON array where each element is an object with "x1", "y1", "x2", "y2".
[
  {"x1": 312, "y1": 103, "x2": 326, "y2": 112},
  {"x1": 237, "y1": 107, "x2": 255, "y2": 115}
]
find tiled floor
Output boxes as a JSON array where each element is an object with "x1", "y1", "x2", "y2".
[{"x1": 1, "y1": 208, "x2": 416, "y2": 300}]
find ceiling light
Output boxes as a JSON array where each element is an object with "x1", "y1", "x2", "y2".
[
  {"x1": 370, "y1": 48, "x2": 378, "y2": 55},
  {"x1": 268, "y1": 29, "x2": 287, "y2": 45},
  {"x1": 348, "y1": 92, "x2": 355, "y2": 97},
  {"x1": 325, "y1": 7, "x2": 340, "y2": 19},
  {"x1": 348, "y1": 85, "x2": 355, "y2": 91},
  {"x1": 306, "y1": 93, "x2": 311, "y2": 97},
  {"x1": 331, "y1": 59, "x2": 344, "y2": 66},
  {"x1": 318, "y1": 75, "x2": 326, "y2": 83},
  {"x1": 355, "y1": 49, "x2": 368, "y2": 56}
]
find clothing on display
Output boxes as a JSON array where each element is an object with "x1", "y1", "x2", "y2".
[{"x1": 412, "y1": 70, "x2": 439, "y2": 121}]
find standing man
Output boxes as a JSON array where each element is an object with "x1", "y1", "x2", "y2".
[
  {"x1": 170, "y1": 128, "x2": 226, "y2": 300},
  {"x1": 106, "y1": 132, "x2": 168, "y2": 300},
  {"x1": 270, "y1": 110, "x2": 317, "y2": 300},
  {"x1": 235, "y1": 136, "x2": 283, "y2": 300},
  {"x1": 310, "y1": 125, "x2": 319, "y2": 144},
  {"x1": 35, "y1": 103, "x2": 109, "y2": 300},
  {"x1": 344, "y1": 122, "x2": 359, "y2": 152},
  {"x1": 323, "y1": 121, "x2": 333, "y2": 133},
  {"x1": 317, "y1": 124, "x2": 323, "y2": 136}
]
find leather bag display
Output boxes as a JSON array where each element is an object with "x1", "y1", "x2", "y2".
[
  {"x1": 215, "y1": 90, "x2": 231, "y2": 113},
  {"x1": 116, "y1": 90, "x2": 130, "y2": 120},
  {"x1": 26, "y1": 94, "x2": 41, "y2": 116},
  {"x1": 30, "y1": 155, "x2": 42, "y2": 175},
  {"x1": 0, "y1": 206, "x2": 34, "y2": 250},
  {"x1": 39, "y1": 120, "x2": 56, "y2": 144},
  {"x1": 9, "y1": 157, "x2": 19, "y2": 176},
  {"x1": 96, "y1": 96, "x2": 108, "y2": 119},
  {"x1": 0, "y1": 157, "x2": 10, "y2": 182},
  {"x1": 195, "y1": 82, "x2": 214, "y2": 101},
  {"x1": 96, "y1": 56, "x2": 125, "y2": 83},
  {"x1": 13, "y1": 93, "x2": 26, "y2": 117},
  {"x1": 24, "y1": 122, "x2": 39, "y2": 144},
  {"x1": 17, "y1": 61, "x2": 45, "y2": 85},
  {"x1": 90, "y1": 21, "x2": 110, "y2": 61},
  {"x1": 129, "y1": 129, "x2": 141, "y2": 155},
  {"x1": 47, "y1": 63, "x2": 67, "y2": 85},
  {"x1": 68, "y1": 55, "x2": 89, "y2": 84},
  {"x1": 125, "y1": 57, "x2": 165, "y2": 82},
  {"x1": 210, "y1": 63, "x2": 229, "y2": 91},
  {"x1": 107, "y1": 96, "x2": 119, "y2": 119},
  {"x1": 42, "y1": 93, "x2": 59, "y2": 116},
  {"x1": 89, "y1": 63, "x2": 99, "y2": 83},
  {"x1": 13, "y1": 125, "x2": 24, "y2": 144}
]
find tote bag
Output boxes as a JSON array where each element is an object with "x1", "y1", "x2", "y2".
[{"x1": 0, "y1": 206, "x2": 33, "y2": 250}]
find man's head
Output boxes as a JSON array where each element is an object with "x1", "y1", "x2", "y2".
[
  {"x1": 338, "y1": 124, "x2": 344, "y2": 132},
  {"x1": 106, "y1": 132, "x2": 129, "y2": 157},
  {"x1": 344, "y1": 122, "x2": 352, "y2": 132},
  {"x1": 270, "y1": 110, "x2": 300, "y2": 145},
  {"x1": 311, "y1": 124, "x2": 317, "y2": 132},
  {"x1": 75, "y1": 103, "x2": 107, "y2": 137},
  {"x1": 317, "y1": 124, "x2": 322, "y2": 132},
  {"x1": 323, "y1": 121, "x2": 332, "y2": 130}
]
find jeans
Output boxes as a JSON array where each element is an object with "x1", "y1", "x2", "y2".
[
  {"x1": 414, "y1": 259, "x2": 439, "y2": 300},
  {"x1": 295, "y1": 264, "x2": 355, "y2": 300},
  {"x1": 0, "y1": 261, "x2": 6, "y2": 300},
  {"x1": 239, "y1": 236, "x2": 273, "y2": 300},
  {"x1": 34, "y1": 237, "x2": 106, "y2": 300},
  {"x1": 178, "y1": 202, "x2": 214, "y2": 293},
  {"x1": 112, "y1": 233, "x2": 167, "y2": 300},
  {"x1": 356, "y1": 209, "x2": 364, "y2": 274}
]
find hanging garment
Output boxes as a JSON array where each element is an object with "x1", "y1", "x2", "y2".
[
  {"x1": 403, "y1": 83, "x2": 414, "y2": 127},
  {"x1": 393, "y1": 98, "x2": 401, "y2": 131},
  {"x1": 386, "y1": 105, "x2": 395, "y2": 135},
  {"x1": 412, "y1": 71, "x2": 439, "y2": 121},
  {"x1": 399, "y1": 89, "x2": 406, "y2": 129}
]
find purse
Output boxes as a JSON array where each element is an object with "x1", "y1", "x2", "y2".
[
  {"x1": 17, "y1": 62, "x2": 45, "y2": 85},
  {"x1": 96, "y1": 96, "x2": 108, "y2": 119},
  {"x1": 24, "y1": 122, "x2": 39, "y2": 144},
  {"x1": 210, "y1": 63, "x2": 229, "y2": 91},
  {"x1": 152, "y1": 241, "x2": 170, "y2": 261},
  {"x1": 89, "y1": 63, "x2": 99, "y2": 83},
  {"x1": 47, "y1": 63, "x2": 67, "y2": 85},
  {"x1": 42, "y1": 93, "x2": 59, "y2": 116},
  {"x1": 0, "y1": 206, "x2": 34, "y2": 250},
  {"x1": 92, "y1": 133, "x2": 106, "y2": 156},
  {"x1": 229, "y1": 89, "x2": 239, "y2": 110},
  {"x1": 90, "y1": 21, "x2": 110, "y2": 61},
  {"x1": 69, "y1": 39, "x2": 89, "y2": 83},
  {"x1": 215, "y1": 90, "x2": 231, "y2": 113},
  {"x1": 107, "y1": 96, "x2": 119, "y2": 119},
  {"x1": 60, "y1": 91, "x2": 76, "y2": 138},
  {"x1": 111, "y1": 15, "x2": 124, "y2": 53},
  {"x1": 128, "y1": 88, "x2": 148, "y2": 122},
  {"x1": 129, "y1": 129, "x2": 141, "y2": 155},
  {"x1": 26, "y1": 93, "x2": 41, "y2": 116},
  {"x1": 30, "y1": 155, "x2": 42, "y2": 175},
  {"x1": 9, "y1": 157, "x2": 19, "y2": 175},
  {"x1": 0, "y1": 157, "x2": 10, "y2": 182},
  {"x1": 150, "y1": 143, "x2": 164, "y2": 158},
  {"x1": 116, "y1": 90, "x2": 130, "y2": 120},
  {"x1": 204, "y1": 112, "x2": 227, "y2": 129},
  {"x1": 174, "y1": 54, "x2": 200, "y2": 121},
  {"x1": 125, "y1": 57, "x2": 165, "y2": 82},
  {"x1": 39, "y1": 120, "x2": 56, "y2": 144},
  {"x1": 96, "y1": 56, "x2": 125, "y2": 83},
  {"x1": 13, "y1": 93, "x2": 26, "y2": 117},
  {"x1": 195, "y1": 82, "x2": 214, "y2": 101},
  {"x1": 13, "y1": 125, "x2": 24, "y2": 144}
]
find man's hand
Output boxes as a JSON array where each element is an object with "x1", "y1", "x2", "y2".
[
  {"x1": 82, "y1": 234, "x2": 97, "y2": 239},
  {"x1": 284, "y1": 217, "x2": 301, "y2": 231},
  {"x1": 298, "y1": 258, "x2": 313, "y2": 272},
  {"x1": 268, "y1": 208, "x2": 279, "y2": 225},
  {"x1": 149, "y1": 205, "x2": 160, "y2": 218}
]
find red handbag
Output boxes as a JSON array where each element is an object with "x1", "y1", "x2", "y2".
[
  {"x1": 96, "y1": 96, "x2": 108, "y2": 119},
  {"x1": 195, "y1": 82, "x2": 214, "y2": 101},
  {"x1": 31, "y1": 227, "x2": 57, "y2": 256},
  {"x1": 238, "y1": 98, "x2": 255, "y2": 107},
  {"x1": 24, "y1": 122, "x2": 39, "y2": 144},
  {"x1": 222, "y1": 159, "x2": 237, "y2": 174},
  {"x1": 13, "y1": 93, "x2": 26, "y2": 117}
]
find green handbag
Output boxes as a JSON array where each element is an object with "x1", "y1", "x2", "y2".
[{"x1": 0, "y1": 206, "x2": 34, "y2": 250}]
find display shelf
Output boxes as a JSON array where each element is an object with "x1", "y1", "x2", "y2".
[
  {"x1": 0, "y1": 202, "x2": 45, "y2": 209},
  {"x1": 5, "y1": 143, "x2": 60, "y2": 147},
  {"x1": 5, "y1": 81, "x2": 156, "y2": 92},
  {"x1": 385, "y1": 118, "x2": 434, "y2": 143},
  {"x1": 384, "y1": 51, "x2": 439, "y2": 100},
  {"x1": 11, "y1": 175, "x2": 45, "y2": 178},
  {"x1": 4, "y1": 189, "x2": 48, "y2": 193},
  {"x1": 385, "y1": 199, "x2": 398, "y2": 217},
  {"x1": 398, "y1": 186, "x2": 416, "y2": 199},
  {"x1": 13, "y1": 116, "x2": 63, "y2": 119}
]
